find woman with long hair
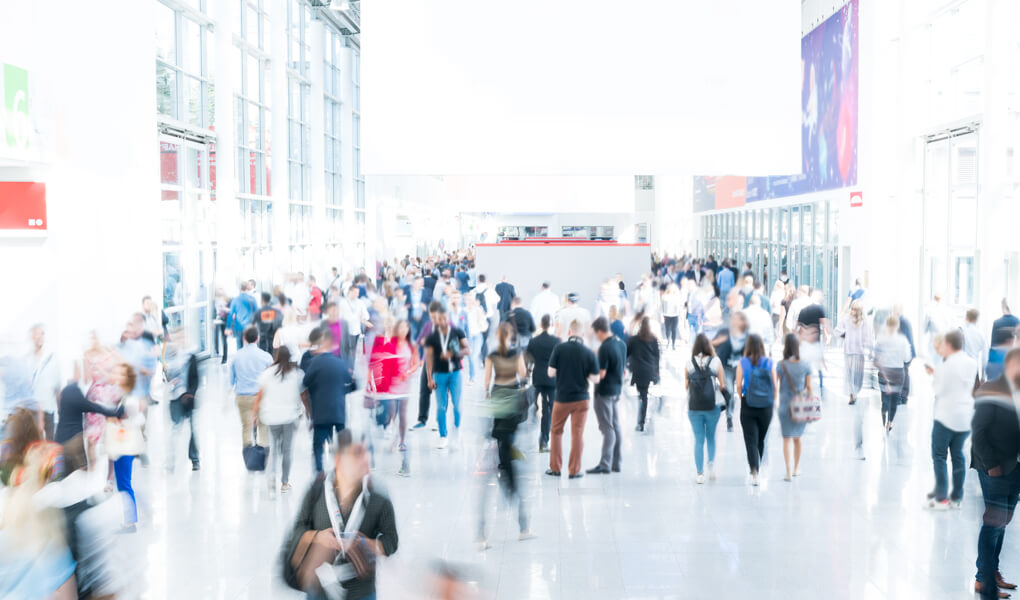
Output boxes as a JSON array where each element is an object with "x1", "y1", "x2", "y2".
[
  {"x1": 776, "y1": 334, "x2": 812, "y2": 480},
  {"x1": 479, "y1": 322, "x2": 532, "y2": 547},
  {"x1": 836, "y1": 300, "x2": 873, "y2": 407},
  {"x1": 273, "y1": 306, "x2": 306, "y2": 365},
  {"x1": 108, "y1": 363, "x2": 146, "y2": 531},
  {"x1": 714, "y1": 311, "x2": 749, "y2": 432},
  {"x1": 0, "y1": 408, "x2": 42, "y2": 485},
  {"x1": 253, "y1": 345, "x2": 304, "y2": 494},
  {"x1": 683, "y1": 334, "x2": 726, "y2": 483},
  {"x1": 627, "y1": 317, "x2": 661, "y2": 432},
  {"x1": 734, "y1": 334, "x2": 776, "y2": 486}
]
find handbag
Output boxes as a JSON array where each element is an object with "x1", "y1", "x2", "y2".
[
  {"x1": 104, "y1": 413, "x2": 145, "y2": 459},
  {"x1": 242, "y1": 427, "x2": 267, "y2": 471},
  {"x1": 782, "y1": 362, "x2": 821, "y2": 424}
]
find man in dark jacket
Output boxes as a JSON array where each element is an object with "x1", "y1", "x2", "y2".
[
  {"x1": 254, "y1": 292, "x2": 283, "y2": 353},
  {"x1": 971, "y1": 348, "x2": 1020, "y2": 599},
  {"x1": 508, "y1": 297, "x2": 536, "y2": 350},
  {"x1": 302, "y1": 327, "x2": 356, "y2": 474},
  {"x1": 526, "y1": 315, "x2": 560, "y2": 453},
  {"x1": 494, "y1": 276, "x2": 516, "y2": 322}
]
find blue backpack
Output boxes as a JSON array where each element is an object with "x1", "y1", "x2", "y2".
[{"x1": 741, "y1": 357, "x2": 774, "y2": 408}]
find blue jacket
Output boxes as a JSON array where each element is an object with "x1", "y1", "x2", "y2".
[
  {"x1": 227, "y1": 293, "x2": 257, "y2": 334},
  {"x1": 718, "y1": 268, "x2": 735, "y2": 298}
]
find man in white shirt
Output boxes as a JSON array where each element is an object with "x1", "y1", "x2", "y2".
[
  {"x1": 339, "y1": 285, "x2": 371, "y2": 363},
  {"x1": 471, "y1": 274, "x2": 500, "y2": 355},
  {"x1": 961, "y1": 308, "x2": 988, "y2": 381},
  {"x1": 784, "y1": 286, "x2": 812, "y2": 333},
  {"x1": 530, "y1": 282, "x2": 561, "y2": 325},
  {"x1": 743, "y1": 293, "x2": 775, "y2": 347},
  {"x1": 555, "y1": 293, "x2": 592, "y2": 342},
  {"x1": 30, "y1": 324, "x2": 60, "y2": 440},
  {"x1": 926, "y1": 330, "x2": 977, "y2": 509}
]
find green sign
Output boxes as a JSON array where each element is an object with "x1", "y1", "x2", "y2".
[{"x1": 0, "y1": 62, "x2": 32, "y2": 158}]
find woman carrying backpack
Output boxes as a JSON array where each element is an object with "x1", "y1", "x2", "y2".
[
  {"x1": 734, "y1": 334, "x2": 776, "y2": 486},
  {"x1": 777, "y1": 334, "x2": 812, "y2": 481},
  {"x1": 684, "y1": 334, "x2": 727, "y2": 483}
]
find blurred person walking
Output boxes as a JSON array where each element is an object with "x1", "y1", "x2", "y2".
[
  {"x1": 231, "y1": 327, "x2": 273, "y2": 451},
  {"x1": 530, "y1": 281, "x2": 561, "y2": 325},
  {"x1": 835, "y1": 300, "x2": 873, "y2": 460},
  {"x1": 302, "y1": 327, "x2": 357, "y2": 475},
  {"x1": 526, "y1": 315, "x2": 560, "y2": 453},
  {"x1": 164, "y1": 332, "x2": 200, "y2": 471},
  {"x1": 508, "y1": 297, "x2": 536, "y2": 350},
  {"x1": 274, "y1": 306, "x2": 306, "y2": 364},
  {"x1": 627, "y1": 317, "x2": 661, "y2": 433},
  {"x1": 962, "y1": 309, "x2": 988, "y2": 383},
  {"x1": 253, "y1": 346, "x2": 304, "y2": 495},
  {"x1": 875, "y1": 316, "x2": 913, "y2": 433},
  {"x1": 282, "y1": 430, "x2": 398, "y2": 600},
  {"x1": 226, "y1": 282, "x2": 257, "y2": 349},
  {"x1": 971, "y1": 348, "x2": 1020, "y2": 599},
  {"x1": 661, "y1": 283, "x2": 682, "y2": 351},
  {"x1": 107, "y1": 363, "x2": 146, "y2": 531},
  {"x1": 776, "y1": 335, "x2": 812, "y2": 481},
  {"x1": 30, "y1": 324, "x2": 61, "y2": 440},
  {"x1": 478, "y1": 322, "x2": 533, "y2": 547},
  {"x1": 714, "y1": 311, "x2": 749, "y2": 432},
  {"x1": 214, "y1": 287, "x2": 231, "y2": 363},
  {"x1": 254, "y1": 292, "x2": 283, "y2": 354},
  {"x1": 546, "y1": 320, "x2": 599, "y2": 479},
  {"x1": 684, "y1": 334, "x2": 726, "y2": 483},
  {"x1": 425, "y1": 306, "x2": 470, "y2": 449},
  {"x1": 735, "y1": 334, "x2": 775, "y2": 486}
]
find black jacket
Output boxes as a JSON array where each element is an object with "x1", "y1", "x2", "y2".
[
  {"x1": 509, "y1": 307, "x2": 536, "y2": 337},
  {"x1": 282, "y1": 478, "x2": 398, "y2": 599},
  {"x1": 626, "y1": 336, "x2": 660, "y2": 387},
  {"x1": 970, "y1": 375, "x2": 1020, "y2": 475}
]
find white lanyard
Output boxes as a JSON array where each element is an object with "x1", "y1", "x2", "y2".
[{"x1": 439, "y1": 326, "x2": 451, "y2": 355}]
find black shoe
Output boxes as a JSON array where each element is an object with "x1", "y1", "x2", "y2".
[
  {"x1": 727, "y1": 418, "x2": 734, "y2": 432},
  {"x1": 545, "y1": 469, "x2": 561, "y2": 477},
  {"x1": 568, "y1": 473, "x2": 584, "y2": 479},
  {"x1": 192, "y1": 462, "x2": 200, "y2": 471},
  {"x1": 538, "y1": 443, "x2": 549, "y2": 453},
  {"x1": 611, "y1": 466, "x2": 621, "y2": 473},
  {"x1": 635, "y1": 424, "x2": 644, "y2": 432},
  {"x1": 586, "y1": 466, "x2": 610, "y2": 475}
]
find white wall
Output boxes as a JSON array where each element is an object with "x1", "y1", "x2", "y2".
[{"x1": 0, "y1": 1, "x2": 161, "y2": 374}]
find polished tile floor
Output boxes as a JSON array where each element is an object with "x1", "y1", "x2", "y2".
[{"x1": 122, "y1": 344, "x2": 1015, "y2": 599}]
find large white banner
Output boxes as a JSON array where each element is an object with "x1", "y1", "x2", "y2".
[{"x1": 362, "y1": 0, "x2": 800, "y2": 176}]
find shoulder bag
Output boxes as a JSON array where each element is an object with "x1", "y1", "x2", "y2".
[{"x1": 782, "y1": 362, "x2": 821, "y2": 424}]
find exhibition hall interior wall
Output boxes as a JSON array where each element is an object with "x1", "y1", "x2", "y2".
[{"x1": 0, "y1": 0, "x2": 161, "y2": 372}]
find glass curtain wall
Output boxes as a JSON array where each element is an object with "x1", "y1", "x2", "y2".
[
  {"x1": 351, "y1": 47, "x2": 366, "y2": 267},
  {"x1": 701, "y1": 200, "x2": 840, "y2": 322},
  {"x1": 323, "y1": 29, "x2": 344, "y2": 258},
  {"x1": 236, "y1": 0, "x2": 273, "y2": 289},
  {"x1": 156, "y1": 0, "x2": 216, "y2": 354},
  {"x1": 287, "y1": 0, "x2": 312, "y2": 272}
]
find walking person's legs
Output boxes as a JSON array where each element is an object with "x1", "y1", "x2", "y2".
[
  {"x1": 417, "y1": 367, "x2": 432, "y2": 427},
  {"x1": 610, "y1": 396, "x2": 622, "y2": 471},
  {"x1": 931, "y1": 421, "x2": 951, "y2": 501},
  {"x1": 538, "y1": 386, "x2": 554, "y2": 450},
  {"x1": 236, "y1": 394, "x2": 255, "y2": 447},
  {"x1": 740, "y1": 407, "x2": 760, "y2": 474},
  {"x1": 593, "y1": 395, "x2": 614, "y2": 470},
  {"x1": 114, "y1": 455, "x2": 137, "y2": 526},
  {"x1": 949, "y1": 430, "x2": 969, "y2": 502},
  {"x1": 434, "y1": 372, "x2": 451, "y2": 438},
  {"x1": 636, "y1": 382, "x2": 650, "y2": 429},
  {"x1": 705, "y1": 406, "x2": 721, "y2": 469},
  {"x1": 689, "y1": 411, "x2": 707, "y2": 475}
]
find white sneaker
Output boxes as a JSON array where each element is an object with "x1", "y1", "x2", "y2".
[
  {"x1": 707, "y1": 463, "x2": 716, "y2": 481},
  {"x1": 436, "y1": 437, "x2": 449, "y2": 450},
  {"x1": 927, "y1": 499, "x2": 951, "y2": 511},
  {"x1": 696, "y1": 474, "x2": 705, "y2": 485}
]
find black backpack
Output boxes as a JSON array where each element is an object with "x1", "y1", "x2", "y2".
[{"x1": 688, "y1": 358, "x2": 716, "y2": 411}]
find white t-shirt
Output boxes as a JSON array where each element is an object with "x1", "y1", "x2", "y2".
[
  {"x1": 933, "y1": 351, "x2": 978, "y2": 432},
  {"x1": 31, "y1": 350, "x2": 61, "y2": 414},
  {"x1": 256, "y1": 368, "x2": 304, "y2": 425},
  {"x1": 555, "y1": 305, "x2": 592, "y2": 338},
  {"x1": 340, "y1": 298, "x2": 369, "y2": 336},
  {"x1": 275, "y1": 325, "x2": 306, "y2": 363}
]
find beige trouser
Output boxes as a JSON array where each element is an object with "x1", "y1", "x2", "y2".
[{"x1": 236, "y1": 394, "x2": 269, "y2": 448}]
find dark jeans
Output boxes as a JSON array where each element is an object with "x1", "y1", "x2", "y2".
[
  {"x1": 739, "y1": 403, "x2": 773, "y2": 473},
  {"x1": 42, "y1": 411, "x2": 55, "y2": 441},
  {"x1": 880, "y1": 391, "x2": 899, "y2": 426},
  {"x1": 976, "y1": 467, "x2": 1020, "y2": 593},
  {"x1": 417, "y1": 367, "x2": 432, "y2": 424},
  {"x1": 169, "y1": 400, "x2": 199, "y2": 465},
  {"x1": 931, "y1": 420, "x2": 968, "y2": 502},
  {"x1": 636, "y1": 382, "x2": 651, "y2": 427},
  {"x1": 663, "y1": 316, "x2": 679, "y2": 348},
  {"x1": 312, "y1": 423, "x2": 344, "y2": 474},
  {"x1": 216, "y1": 322, "x2": 228, "y2": 363},
  {"x1": 535, "y1": 384, "x2": 555, "y2": 447}
]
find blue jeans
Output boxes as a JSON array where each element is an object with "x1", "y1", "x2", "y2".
[
  {"x1": 312, "y1": 423, "x2": 344, "y2": 473},
  {"x1": 931, "y1": 420, "x2": 968, "y2": 502},
  {"x1": 433, "y1": 370, "x2": 462, "y2": 438},
  {"x1": 976, "y1": 468, "x2": 1020, "y2": 588},
  {"x1": 468, "y1": 334, "x2": 483, "y2": 380},
  {"x1": 688, "y1": 407, "x2": 721, "y2": 474},
  {"x1": 114, "y1": 455, "x2": 137, "y2": 525}
]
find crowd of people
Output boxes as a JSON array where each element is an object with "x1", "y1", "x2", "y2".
[{"x1": 2, "y1": 247, "x2": 1020, "y2": 599}]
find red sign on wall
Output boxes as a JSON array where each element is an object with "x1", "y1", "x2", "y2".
[
  {"x1": 850, "y1": 191, "x2": 863, "y2": 207},
  {"x1": 0, "y1": 182, "x2": 47, "y2": 231}
]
